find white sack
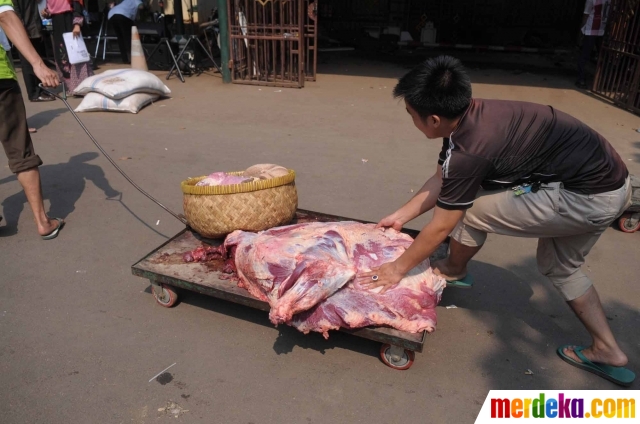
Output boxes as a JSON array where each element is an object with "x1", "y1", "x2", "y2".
[
  {"x1": 74, "y1": 69, "x2": 171, "y2": 99},
  {"x1": 74, "y1": 92, "x2": 159, "y2": 113}
]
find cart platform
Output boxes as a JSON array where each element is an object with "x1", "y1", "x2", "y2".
[{"x1": 131, "y1": 209, "x2": 449, "y2": 369}]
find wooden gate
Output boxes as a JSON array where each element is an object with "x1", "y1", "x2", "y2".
[
  {"x1": 593, "y1": 0, "x2": 640, "y2": 115},
  {"x1": 227, "y1": 0, "x2": 318, "y2": 88}
]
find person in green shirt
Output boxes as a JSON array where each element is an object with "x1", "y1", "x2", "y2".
[{"x1": 1, "y1": 0, "x2": 64, "y2": 239}]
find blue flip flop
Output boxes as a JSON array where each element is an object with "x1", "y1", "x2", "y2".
[
  {"x1": 557, "y1": 345, "x2": 636, "y2": 387},
  {"x1": 446, "y1": 274, "x2": 474, "y2": 289},
  {"x1": 41, "y1": 218, "x2": 65, "y2": 240}
]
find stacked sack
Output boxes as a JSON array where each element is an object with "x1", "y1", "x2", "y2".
[{"x1": 74, "y1": 69, "x2": 171, "y2": 114}]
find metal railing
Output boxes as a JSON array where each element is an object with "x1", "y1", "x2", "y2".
[
  {"x1": 228, "y1": 0, "x2": 315, "y2": 88},
  {"x1": 593, "y1": 0, "x2": 640, "y2": 115}
]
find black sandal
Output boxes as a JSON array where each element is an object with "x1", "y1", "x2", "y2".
[{"x1": 41, "y1": 218, "x2": 65, "y2": 240}]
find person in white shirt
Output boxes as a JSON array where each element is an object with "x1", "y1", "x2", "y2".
[
  {"x1": 108, "y1": 0, "x2": 143, "y2": 64},
  {"x1": 576, "y1": 0, "x2": 611, "y2": 88}
]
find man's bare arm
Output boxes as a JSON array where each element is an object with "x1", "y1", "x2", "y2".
[
  {"x1": 0, "y1": 10, "x2": 59, "y2": 86},
  {"x1": 377, "y1": 165, "x2": 443, "y2": 230}
]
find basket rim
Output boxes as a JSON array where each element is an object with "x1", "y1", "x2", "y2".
[{"x1": 181, "y1": 169, "x2": 296, "y2": 195}]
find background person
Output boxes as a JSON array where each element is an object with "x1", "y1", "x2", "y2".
[
  {"x1": 1, "y1": 0, "x2": 65, "y2": 239},
  {"x1": 41, "y1": 0, "x2": 93, "y2": 94},
  {"x1": 108, "y1": 0, "x2": 143, "y2": 64},
  {"x1": 576, "y1": 0, "x2": 611, "y2": 88}
]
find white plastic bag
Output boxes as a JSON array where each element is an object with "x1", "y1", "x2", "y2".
[
  {"x1": 74, "y1": 69, "x2": 171, "y2": 99},
  {"x1": 74, "y1": 92, "x2": 159, "y2": 113},
  {"x1": 62, "y1": 33, "x2": 91, "y2": 64}
]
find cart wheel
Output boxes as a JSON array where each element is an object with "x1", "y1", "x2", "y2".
[
  {"x1": 379, "y1": 344, "x2": 415, "y2": 370},
  {"x1": 151, "y1": 284, "x2": 178, "y2": 308},
  {"x1": 618, "y1": 214, "x2": 640, "y2": 233}
]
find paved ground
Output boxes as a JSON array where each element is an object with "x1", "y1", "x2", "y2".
[{"x1": 1, "y1": 54, "x2": 639, "y2": 424}]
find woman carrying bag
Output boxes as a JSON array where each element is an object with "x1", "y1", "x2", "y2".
[{"x1": 42, "y1": 0, "x2": 93, "y2": 94}]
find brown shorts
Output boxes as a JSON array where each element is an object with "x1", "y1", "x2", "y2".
[
  {"x1": 451, "y1": 177, "x2": 632, "y2": 301},
  {"x1": 0, "y1": 79, "x2": 43, "y2": 173}
]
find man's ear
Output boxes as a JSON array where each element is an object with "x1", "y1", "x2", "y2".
[{"x1": 430, "y1": 115, "x2": 441, "y2": 128}]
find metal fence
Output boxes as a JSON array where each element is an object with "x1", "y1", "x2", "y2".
[
  {"x1": 227, "y1": 0, "x2": 318, "y2": 88},
  {"x1": 593, "y1": 0, "x2": 640, "y2": 115}
]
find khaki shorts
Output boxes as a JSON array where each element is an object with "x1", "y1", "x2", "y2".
[
  {"x1": 451, "y1": 177, "x2": 632, "y2": 301},
  {"x1": 0, "y1": 79, "x2": 43, "y2": 173}
]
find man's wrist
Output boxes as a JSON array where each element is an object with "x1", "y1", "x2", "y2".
[
  {"x1": 392, "y1": 257, "x2": 412, "y2": 276},
  {"x1": 394, "y1": 210, "x2": 411, "y2": 226},
  {"x1": 30, "y1": 58, "x2": 45, "y2": 69}
]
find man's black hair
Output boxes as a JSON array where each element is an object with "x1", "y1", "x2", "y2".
[{"x1": 393, "y1": 55, "x2": 472, "y2": 120}]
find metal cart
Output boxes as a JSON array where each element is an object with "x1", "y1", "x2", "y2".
[{"x1": 131, "y1": 209, "x2": 448, "y2": 370}]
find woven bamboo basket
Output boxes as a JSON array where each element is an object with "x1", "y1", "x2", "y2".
[{"x1": 181, "y1": 170, "x2": 298, "y2": 238}]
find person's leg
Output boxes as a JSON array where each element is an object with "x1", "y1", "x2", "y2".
[
  {"x1": 16, "y1": 168, "x2": 60, "y2": 235},
  {"x1": 432, "y1": 238, "x2": 483, "y2": 280},
  {"x1": 565, "y1": 287, "x2": 627, "y2": 366},
  {"x1": 594, "y1": 36, "x2": 604, "y2": 61},
  {"x1": 577, "y1": 35, "x2": 597, "y2": 86},
  {"x1": 433, "y1": 183, "x2": 564, "y2": 279},
  {"x1": 111, "y1": 15, "x2": 129, "y2": 64},
  {"x1": 0, "y1": 80, "x2": 59, "y2": 236},
  {"x1": 122, "y1": 17, "x2": 133, "y2": 63},
  {"x1": 51, "y1": 12, "x2": 77, "y2": 90},
  {"x1": 537, "y1": 216, "x2": 629, "y2": 367},
  {"x1": 435, "y1": 175, "x2": 630, "y2": 283},
  {"x1": 28, "y1": 37, "x2": 53, "y2": 100},
  {"x1": 17, "y1": 46, "x2": 39, "y2": 100}
]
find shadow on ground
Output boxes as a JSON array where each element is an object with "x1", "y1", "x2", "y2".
[
  {"x1": 27, "y1": 108, "x2": 67, "y2": 130},
  {"x1": 171, "y1": 285, "x2": 380, "y2": 358},
  {"x1": 150, "y1": 254, "x2": 639, "y2": 388},
  {"x1": 444, "y1": 257, "x2": 640, "y2": 389},
  {"x1": 0, "y1": 152, "x2": 165, "y2": 238},
  {"x1": 316, "y1": 52, "x2": 628, "y2": 111}
]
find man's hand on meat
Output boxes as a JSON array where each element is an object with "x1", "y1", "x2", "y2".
[
  {"x1": 375, "y1": 212, "x2": 404, "y2": 232},
  {"x1": 358, "y1": 207, "x2": 464, "y2": 292},
  {"x1": 357, "y1": 261, "x2": 404, "y2": 294},
  {"x1": 376, "y1": 165, "x2": 445, "y2": 235}
]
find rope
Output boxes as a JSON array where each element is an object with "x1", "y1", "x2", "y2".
[{"x1": 40, "y1": 84, "x2": 188, "y2": 225}]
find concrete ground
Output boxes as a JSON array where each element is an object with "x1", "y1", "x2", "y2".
[{"x1": 1, "y1": 54, "x2": 639, "y2": 424}]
